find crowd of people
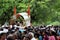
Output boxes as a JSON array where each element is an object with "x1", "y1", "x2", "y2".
[{"x1": 0, "y1": 22, "x2": 60, "y2": 40}]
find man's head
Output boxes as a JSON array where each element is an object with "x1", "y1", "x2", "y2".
[{"x1": 0, "y1": 33, "x2": 6, "y2": 40}]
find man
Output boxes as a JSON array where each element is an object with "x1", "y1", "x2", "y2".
[
  {"x1": 0, "y1": 33, "x2": 7, "y2": 40},
  {"x1": 28, "y1": 32, "x2": 36, "y2": 40}
]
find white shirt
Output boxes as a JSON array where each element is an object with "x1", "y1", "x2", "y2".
[{"x1": 31, "y1": 37, "x2": 36, "y2": 40}]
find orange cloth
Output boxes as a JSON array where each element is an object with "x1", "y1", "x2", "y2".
[{"x1": 13, "y1": 6, "x2": 16, "y2": 15}]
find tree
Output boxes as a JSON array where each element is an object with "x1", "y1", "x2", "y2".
[{"x1": 0, "y1": 0, "x2": 60, "y2": 25}]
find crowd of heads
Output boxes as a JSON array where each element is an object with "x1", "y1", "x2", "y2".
[{"x1": 0, "y1": 22, "x2": 60, "y2": 40}]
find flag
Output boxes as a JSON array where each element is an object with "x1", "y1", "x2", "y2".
[
  {"x1": 13, "y1": 6, "x2": 16, "y2": 15},
  {"x1": 27, "y1": 5, "x2": 30, "y2": 16},
  {"x1": 13, "y1": 6, "x2": 16, "y2": 19}
]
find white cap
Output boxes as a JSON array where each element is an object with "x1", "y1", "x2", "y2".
[
  {"x1": 0, "y1": 31, "x2": 7, "y2": 34},
  {"x1": 0, "y1": 31, "x2": 4, "y2": 34},
  {"x1": 0, "y1": 28, "x2": 8, "y2": 34},
  {"x1": 3, "y1": 28, "x2": 8, "y2": 33}
]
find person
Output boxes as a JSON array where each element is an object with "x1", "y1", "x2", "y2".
[
  {"x1": 23, "y1": 35, "x2": 30, "y2": 40},
  {"x1": 49, "y1": 31, "x2": 56, "y2": 40},
  {"x1": 0, "y1": 33, "x2": 7, "y2": 40},
  {"x1": 42, "y1": 31, "x2": 49, "y2": 40},
  {"x1": 57, "y1": 28, "x2": 60, "y2": 36},
  {"x1": 34, "y1": 33, "x2": 39, "y2": 40},
  {"x1": 57, "y1": 36, "x2": 60, "y2": 40},
  {"x1": 39, "y1": 31, "x2": 43, "y2": 40},
  {"x1": 13, "y1": 34, "x2": 18, "y2": 40},
  {"x1": 7, "y1": 35, "x2": 14, "y2": 40},
  {"x1": 28, "y1": 32, "x2": 36, "y2": 40}
]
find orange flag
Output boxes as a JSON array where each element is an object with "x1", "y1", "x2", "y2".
[
  {"x1": 27, "y1": 5, "x2": 30, "y2": 16},
  {"x1": 13, "y1": 6, "x2": 16, "y2": 15}
]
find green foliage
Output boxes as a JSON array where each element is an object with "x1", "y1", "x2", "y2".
[
  {"x1": 49, "y1": 21, "x2": 60, "y2": 26},
  {"x1": 0, "y1": 0, "x2": 60, "y2": 25}
]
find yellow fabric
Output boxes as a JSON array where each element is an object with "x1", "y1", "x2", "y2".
[{"x1": 35, "y1": 38, "x2": 38, "y2": 40}]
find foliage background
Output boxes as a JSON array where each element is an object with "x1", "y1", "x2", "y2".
[{"x1": 0, "y1": 0, "x2": 60, "y2": 26}]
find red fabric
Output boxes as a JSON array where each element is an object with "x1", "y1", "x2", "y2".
[
  {"x1": 27, "y1": 5, "x2": 30, "y2": 16},
  {"x1": 13, "y1": 6, "x2": 16, "y2": 15}
]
